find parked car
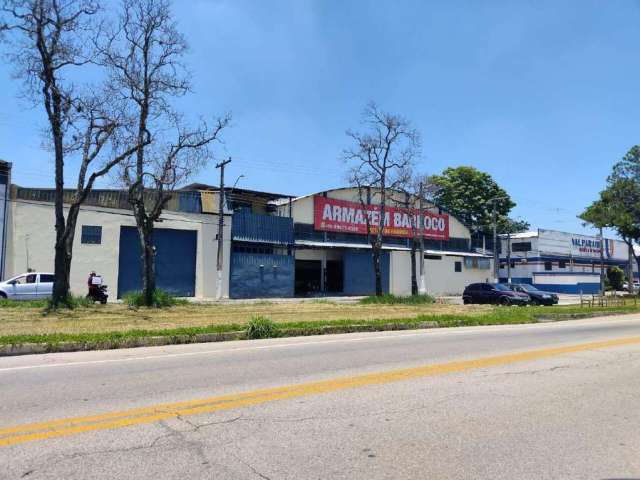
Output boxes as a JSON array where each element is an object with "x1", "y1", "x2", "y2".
[
  {"x1": 509, "y1": 284, "x2": 558, "y2": 306},
  {"x1": 622, "y1": 281, "x2": 640, "y2": 291},
  {"x1": 462, "y1": 282, "x2": 530, "y2": 306},
  {"x1": 0, "y1": 272, "x2": 54, "y2": 300}
]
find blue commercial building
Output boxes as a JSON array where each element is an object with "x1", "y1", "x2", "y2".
[{"x1": 499, "y1": 229, "x2": 636, "y2": 294}]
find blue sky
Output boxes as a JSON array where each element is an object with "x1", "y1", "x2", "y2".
[{"x1": 2, "y1": 0, "x2": 640, "y2": 236}]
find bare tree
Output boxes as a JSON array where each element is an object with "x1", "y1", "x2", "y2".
[
  {"x1": 394, "y1": 171, "x2": 434, "y2": 296},
  {"x1": 101, "y1": 0, "x2": 229, "y2": 305},
  {"x1": 1, "y1": 1, "x2": 141, "y2": 306},
  {"x1": 345, "y1": 103, "x2": 420, "y2": 296}
]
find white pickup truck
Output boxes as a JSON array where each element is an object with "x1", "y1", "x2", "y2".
[{"x1": 0, "y1": 272, "x2": 54, "y2": 300}]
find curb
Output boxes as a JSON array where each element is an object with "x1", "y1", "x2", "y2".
[
  {"x1": 0, "y1": 321, "x2": 440, "y2": 357},
  {"x1": 0, "y1": 312, "x2": 631, "y2": 357}
]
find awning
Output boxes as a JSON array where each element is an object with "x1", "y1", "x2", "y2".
[
  {"x1": 424, "y1": 249, "x2": 492, "y2": 258},
  {"x1": 295, "y1": 240, "x2": 410, "y2": 251},
  {"x1": 294, "y1": 240, "x2": 490, "y2": 257}
]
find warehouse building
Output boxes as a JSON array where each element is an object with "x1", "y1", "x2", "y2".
[
  {"x1": 498, "y1": 229, "x2": 635, "y2": 293},
  {"x1": 6, "y1": 185, "x2": 232, "y2": 299},
  {"x1": 3, "y1": 178, "x2": 493, "y2": 299},
  {"x1": 227, "y1": 187, "x2": 493, "y2": 298}
]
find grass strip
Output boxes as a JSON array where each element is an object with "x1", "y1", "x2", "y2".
[
  {"x1": 359, "y1": 294, "x2": 435, "y2": 305},
  {"x1": 1, "y1": 304, "x2": 639, "y2": 348}
]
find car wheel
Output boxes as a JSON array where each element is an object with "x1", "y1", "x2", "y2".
[
  {"x1": 530, "y1": 299, "x2": 540, "y2": 306},
  {"x1": 500, "y1": 296, "x2": 511, "y2": 306},
  {"x1": 0, "y1": 292, "x2": 6, "y2": 299},
  {"x1": 463, "y1": 297, "x2": 471, "y2": 305}
]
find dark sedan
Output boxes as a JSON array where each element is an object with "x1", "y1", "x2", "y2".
[
  {"x1": 462, "y1": 282, "x2": 530, "y2": 306},
  {"x1": 509, "y1": 284, "x2": 559, "y2": 306}
]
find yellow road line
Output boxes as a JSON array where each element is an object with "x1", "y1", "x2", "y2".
[{"x1": 2, "y1": 335, "x2": 639, "y2": 448}]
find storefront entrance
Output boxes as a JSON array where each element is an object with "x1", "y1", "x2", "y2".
[
  {"x1": 294, "y1": 259, "x2": 322, "y2": 295},
  {"x1": 325, "y1": 260, "x2": 344, "y2": 293}
]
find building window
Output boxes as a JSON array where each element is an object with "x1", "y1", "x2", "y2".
[
  {"x1": 232, "y1": 244, "x2": 274, "y2": 255},
  {"x1": 81, "y1": 226, "x2": 102, "y2": 245},
  {"x1": 512, "y1": 242, "x2": 532, "y2": 252},
  {"x1": 558, "y1": 260, "x2": 567, "y2": 269},
  {"x1": 454, "y1": 261, "x2": 462, "y2": 273},
  {"x1": 230, "y1": 201, "x2": 252, "y2": 212},
  {"x1": 544, "y1": 261, "x2": 553, "y2": 271}
]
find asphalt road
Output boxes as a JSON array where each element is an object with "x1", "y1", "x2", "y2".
[{"x1": 2, "y1": 315, "x2": 640, "y2": 479}]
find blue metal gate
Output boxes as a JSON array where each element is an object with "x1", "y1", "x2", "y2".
[
  {"x1": 118, "y1": 227, "x2": 198, "y2": 298},
  {"x1": 343, "y1": 249, "x2": 389, "y2": 295},
  {"x1": 230, "y1": 253, "x2": 294, "y2": 298}
]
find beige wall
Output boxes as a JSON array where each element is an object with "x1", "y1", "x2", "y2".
[
  {"x1": 375, "y1": 250, "x2": 493, "y2": 296},
  {"x1": 6, "y1": 200, "x2": 230, "y2": 300},
  {"x1": 424, "y1": 255, "x2": 492, "y2": 296}
]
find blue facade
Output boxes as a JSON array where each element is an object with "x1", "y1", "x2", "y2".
[
  {"x1": 230, "y1": 252, "x2": 295, "y2": 298},
  {"x1": 232, "y1": 211, "x2": 294, "y2": 245},
  {"x1": 117, "y1": 227, "x2": 198, "y2": 298},
  {"x1": 533, "y1": 283, "x2": 600, "y2": 294},
  {"x1": 343, "y1": 249, "x2": 389, "y2": 295}
]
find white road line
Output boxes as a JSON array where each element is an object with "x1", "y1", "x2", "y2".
[{"x1": 0, "y1": 316, "x2": 638, "y2": 373}]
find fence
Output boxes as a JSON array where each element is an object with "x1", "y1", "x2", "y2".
[{"x1": 579, "y1": 293, "x2": 635, "y2": 308}]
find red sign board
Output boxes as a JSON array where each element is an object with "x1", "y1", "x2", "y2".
[{"x1": 313, "y1": 196, "x2": 449, "y2": 240}]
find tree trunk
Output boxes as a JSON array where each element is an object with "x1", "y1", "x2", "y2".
[
  {"x1": 410, "y1": 238, "x2": 418, "y2": 295},
  {"x1": 51, "y1": 92, "x2": 70, "y2": 306},
  {"x1": 52, "y1": 240, "x2": 70, "y2": 304},
  {"x1": 137, "y1": 219, "x2": 156, "y2": 306},
  {"x1": 372, "y1": 241, "x2": 383, "y2": 296}
]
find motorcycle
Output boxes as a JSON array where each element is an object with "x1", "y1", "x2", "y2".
[{"x1": 87, "y1": 284, "x2": 109, "y2": 304}]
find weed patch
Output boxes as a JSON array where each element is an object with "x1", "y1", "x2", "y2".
[{"x1": 360, "y1": 294, "x2": 435, "y2": 305}]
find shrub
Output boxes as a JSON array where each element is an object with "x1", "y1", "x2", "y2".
[
  {"x1": 245, "y1": 315, "x2": 278, "y2": 339},
  {"x1": 0, "y1": 298, "x2": 49, "y2": 308},
  {"x1": 45, "y1": 294, "x2": 94, "y2": 311},
  {"x1": 606, "y1": 266, "x2": 625, "y2": 291},
  {"x1": 124, "y1": 289, "x2": 188, "y2": 308},
  {"x1": 360, "y1": 294, "x2": 436, "y2": 305}
]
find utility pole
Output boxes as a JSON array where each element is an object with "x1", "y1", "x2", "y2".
[
  {"x1": 506, "y1": 231, "x2": 512, "y2": 284},
  {"x1": 628, "y1": 243, "x2": 635, "y2": 295},
  {"x1": 492, "y1": 199, "x2": 498, "y2": 283},
  {"x1": 216, "y1": 157, "x2": 232, "y2": 300},
  {"x1": 599, "y1": 227, "x2": 605, "y2": 296},
  {"x1": 418, "y1": 182, "x2": 426, "y2": 294}
]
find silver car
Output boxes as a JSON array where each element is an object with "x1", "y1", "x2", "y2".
[{"x1": 0, "y1": 272, "x2": 54, "y2": 300}]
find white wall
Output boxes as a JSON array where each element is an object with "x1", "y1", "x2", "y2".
[
  {"x1": 6, "y1": 200, "x2": 231, "y2": 300},
  {"x1": 389, "y1": 250, "x2": 412, "y2": 296},
  {"x1": 388, "y1": 251, "x2": 492, "y2": 296},
  {"x1": 424, "y1": 255, "x2": 492, "y2": 296}
]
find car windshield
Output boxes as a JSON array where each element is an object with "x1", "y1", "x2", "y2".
[
  {"x1": 494, "y1": 284, "x2": 512, "y2": 291},
  {"x1": 514, "y1": 284, "x2": 540, "y2": 293}
]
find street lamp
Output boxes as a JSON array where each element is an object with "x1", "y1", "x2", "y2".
[
  {"x1": 225, "y1": 174, "x2": 245, "y2": 211},
  {"x1": 489, "y1": 196, "x2": 508, "y2": 283}
]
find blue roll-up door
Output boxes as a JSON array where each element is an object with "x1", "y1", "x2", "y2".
[
  {"x1": 118, "y1": 227, "x2": 197, "y2": 298},
  {"x1": 343, "y1": 249, "x2": 389, "y2": 295},
  {"x1": 230, "y1": 252, "x2": 294, "y2": 299}
]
